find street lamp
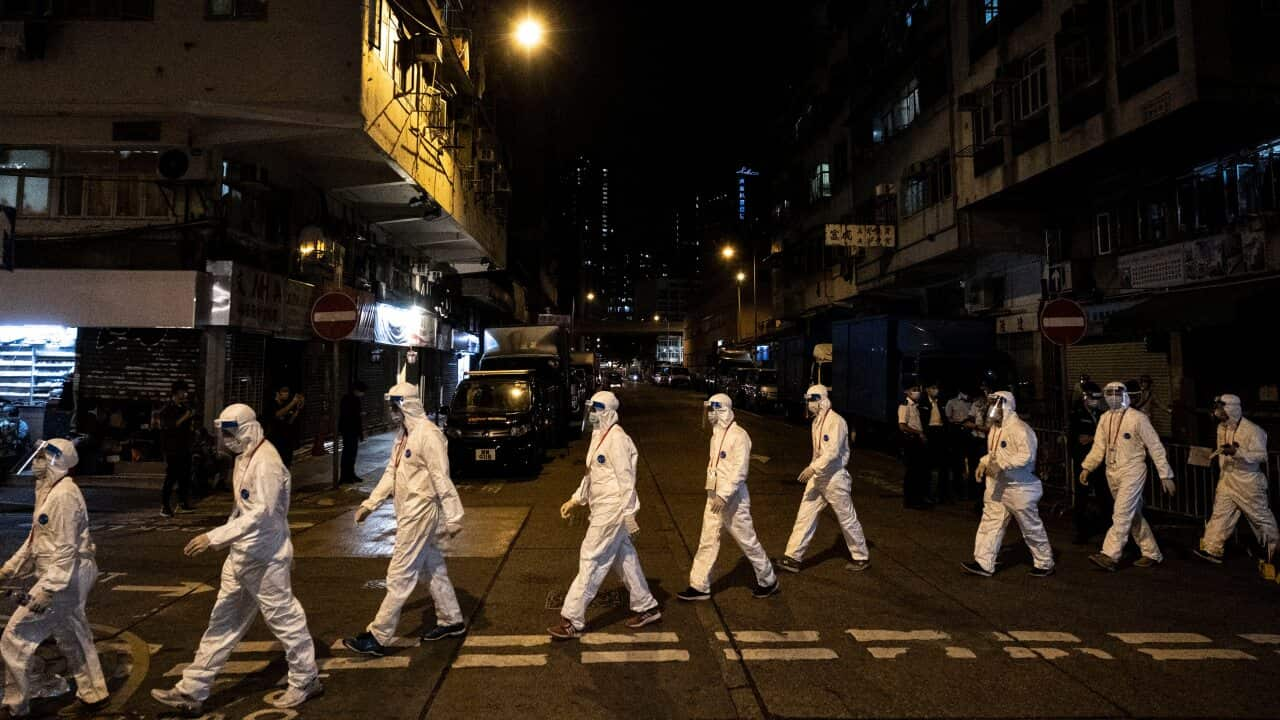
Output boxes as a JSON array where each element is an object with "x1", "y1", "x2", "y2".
[
  {"x1": 653, "y1": 314, "x2": 661, "y2": 322},
  {"x1": 735, "y1": 271, "x2": 746, "y2": 342},
  {"x1": 721, "y1": 242, "x2": 757, "y2": 342},
  {"x1": 514, "y1": 17, "x2": 545, "y2": 50},
  {"x1": 586, "y1": 291, "x2": 595, "y2": 301}
]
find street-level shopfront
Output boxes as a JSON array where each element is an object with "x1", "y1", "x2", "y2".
[{"x1": 0, "y1": 263, "x2": 450, "y2": 477}]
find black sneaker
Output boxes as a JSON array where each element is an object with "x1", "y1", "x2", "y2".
[
  {"x1": 1088, "y1": 553, "x2": 1118, "y2": 572},
  {"x1": 1028, "y1": 566, "x2": 1055, "y2": 577},
  {"x1": 776, "y1": 556, "x2": 802, "y2": 573},
  {"x1": 421, "y1": 623, "x2": 467, "y2": 641},
  {"x1": 342, "y1": 631, "x2": 387, "y2": 657},
  {"x1": 846, "y1": 559, "x2": 871, "y2": 572},
  {"x1": 752, "y1": 580, "x2": 780, "y2": 599},
  {"x1": 1193, "y1": 548, "x2": 1224, "y2": 565},
  {"x1": 625, "y1": 607, "x2": 663, "y2": 628},
  {"x1": 676, "y1": 586, "x2": 711, "y2": 601},
  {"x1": 160, "y1": 508, "x2": 174, "y2": 518},
  {"x1": 961, "y1": 561, "x2": 994, "y2": 577}
]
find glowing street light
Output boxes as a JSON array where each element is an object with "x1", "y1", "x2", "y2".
[
  {"x1": 586, "y1": 291, "x2": 596, "y2": 301},
  {"x1": 653, "y1": 314, "x2": 661, "y2": 322},
  {"x1": 735, "y1": 271, "x2": 746, "y2": 283},
  {"x1": 721, "y1": 245, "x2": 736, "y2": 260},
  {"x1": 515, "y1": 17, "x2": 545, "y2": 50}
]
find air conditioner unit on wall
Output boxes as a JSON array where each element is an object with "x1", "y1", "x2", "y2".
[
  {"x1": 476, "y1": 147, "x2": 496, "y2": 163},
  {"x1": 408, "y1": 35, "x2": 442, "y2": 64},
  {"x1": 156, "y1": 148, "x2": 210, "y2": 181}
]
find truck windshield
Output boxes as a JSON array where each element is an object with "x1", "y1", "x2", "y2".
[{"x1": 454, "y1": 381, "x2": 532, "y2": 413}]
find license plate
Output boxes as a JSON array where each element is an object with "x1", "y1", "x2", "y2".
[{"x1": 475, "y1": 448, "x2": 496, "y2": 461}]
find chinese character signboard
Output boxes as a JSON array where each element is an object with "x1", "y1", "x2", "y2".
[{"x1": 825, "y1": 223, "x2": 896, "y2": 248}]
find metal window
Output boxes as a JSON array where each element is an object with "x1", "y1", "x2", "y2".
[
  {"x1": 206, "y1": 0, "x2": 266, "y2": 20},
  {"x1": 1095, "y1": 212, "x2": 1113, "y2": 256},
  {"x1": 1012, "y1": 48, "x2": 1048, "y2": 121},
  {"x1": 1115, "y1": 0, "x2": 1175, "y2": 62},
  {"x1": 984, "y1": 0, "x2": 999, "y2": 24},
  {"x1": 810, "y1": 163, "x2": 831, "y2": 201},
  {"x1": 0, "y1": 148, "x2": 51, "y2": 217}
]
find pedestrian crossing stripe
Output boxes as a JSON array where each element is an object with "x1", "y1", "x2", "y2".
[
  {"x1": 727, "y1": 648, "x2": 837, "y2": 661},
  {"x1": 848, "y1": 629, "x2": 949, "y2": 642},
  {"x1": 1109, "y1": 632, "x2": 1211, "y2": 644},
  {"x1": 327, "y1": 637, "x2": 419, "y2": 651},
  {"x1": 581, "y1": 632, "x2": 679, "y2": 645},
  {"x1": 581, "y1": 650, "x2": 689, "y2": 664},
  {"x1": 453, "y1": 654, "x2": 547, "y2": 668},
  {"x1": 716, "y1": 631, "x2": 819, "y2": 643},
  {"x1": 1240, "y1": 634, "x2": 1280, "y2": 644},
  {"x1": 1001, "y1": 631, "x2": 1081, "y2": 643},
  {"x1": 1138, "y1": 649, "x2": 1256, "y2": 661}
]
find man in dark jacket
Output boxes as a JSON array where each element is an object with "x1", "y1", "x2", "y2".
[
  {"x1": 338, "y1": 382, "x2": 367, "y2": 485},
  {"x1": 160, "y1": 381, "x2": 196, "y2": 517}
]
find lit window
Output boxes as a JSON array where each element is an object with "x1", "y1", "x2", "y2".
[
  {"x1": 984, "y1": 0, "x2": 998, "y2": 24},
  {"x1": 0, "y1": 148, "x2": 52, "y2": 217},
  {"x1": 810, "y1": 163, "x2": 832, "y2": 201},
  {"x1": 59, "y1": 150, "x2": 170, "y2": 219}
]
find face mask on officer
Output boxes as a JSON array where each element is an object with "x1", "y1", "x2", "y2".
[
  {"x1": 1213, "y1": 394, "x2": 1242, "y2": 424},
  {"x1": 806, "y1": 393, "x2": 822, "y2": 416},
  {"x1": 907, "y1": 387, "x2": 921, "y2": 402},
  {"x1": 589, "y1": 400, "x2": 606, "y2": 427},
  {"x1": 388, "y1": 396, "x2": 406, "y2": 426}
]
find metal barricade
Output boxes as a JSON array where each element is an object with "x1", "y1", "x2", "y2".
[
  {"x1": 1142, "y1": 443, "x2": 1280, "y2": 524},
  {"x1": 1031, "y1": 426, "x2": 1073, "y2": 514}
]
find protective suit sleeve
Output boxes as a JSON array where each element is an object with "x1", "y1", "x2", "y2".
[
  {"x1": 806, "y1": 414, "x2": 845, "y2": 478},
  {"x1": 1238, "y1": 423, "x2": 1268, "y2": 465},
  {"x1": 1137, "y1": 414, "x2": 1174, "y2": 479},
  {"x1": 31, "y1": 492, "x2": 78, "y2": 595},
  {"x1": 717, "y1": 428, "x2": 750, "y2": 500},
  {"x1": 570, "y1": 473, "x2": 590, "y2": 506},
  {"x1": 1081, "y1": 414, "x2": 1110, "y2": 472},
  {"x1": 362, "y1": 435, "x2": 401, "y2": 511},
  {"x1": 423, "y1": 428, "x2": 464, "y2": 526},
  {"x1": 993, "y1": 422, "x2": 1035, "y2": 472},
  {"x1": 206, "y1": 460, "x2": 284, "y2": 548},
  {"x1": 1, "y1": 534, "x2": 34, "y2": 578},
  {"x1": 608, "y1": 433, "x2": 641, "y2": 517}
]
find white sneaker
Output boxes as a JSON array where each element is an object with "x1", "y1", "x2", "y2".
[
  {"x1": 151, "y1": 687, "x2": 201, "y2": 714},
  {"x1": 269, "y1": 678, "x2": 324, "y2": 709}
]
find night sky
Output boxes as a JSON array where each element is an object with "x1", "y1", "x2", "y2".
[{"x1": 491, "y1": 0, "x2": 808, "y2": 237}]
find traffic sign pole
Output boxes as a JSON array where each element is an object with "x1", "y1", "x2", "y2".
[
  {"x1": 311, "y1": 290, "x2": 358, "y2": 488},
  {"x1": 1039, "y1": 297, "x2": 1088, "y2": 504}
]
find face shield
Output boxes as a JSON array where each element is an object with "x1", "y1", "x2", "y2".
[
  {"x1": 806, "y1": 392, "x2": 823, "y2": 416},
  {"x1": 1213, "y1": 395, "x2": 1242, "y2": 423},
  {"x1": 704, "y1": 395, "x2": 733, "y2": 429},
  {"x1": 986, "y1": 395, "x2": 1006, "y2": 424},
  {"x1": 588, "y1": 398, "x2": 607, "y2": 427},
  {"x1": 1103, "y1": 383, "x2": 1129, "y2": 411},
  {"x1": 387, "y1": 395, "x2": 407, "y2": 426},
  {"x1": 219, "y1": 419, "x2": 247, "y2": 454}
]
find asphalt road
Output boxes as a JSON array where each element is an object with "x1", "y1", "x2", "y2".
[{"x1": 1, "y1": 384, "x2": 1277, "y2": 719}]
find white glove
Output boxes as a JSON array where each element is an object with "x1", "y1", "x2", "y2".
[
  {"x1": 355, "y1": 506, "x2": 373, "y2": 524},
  {"x1": 0, "y1": 567, "x2": 15, "y2": 583},
  {"x1": 624, "y1": 515, "x2": 639, "y2": 537},
  {"x1": 1161, "y1": 476, "x2": 1176, "y2": 495},
  {"x1": 560, "y1": 498, "x2": 579, "y2": 519},
  {"x1": 1078, "y1": 469, "x2": 1090, "y2": 487},
  {"x1": 709, "y1": 495, "x2": 726, "y2": 514},
  {"x1": 445, "y1": 521, "x2": 463, "y2": 539},
  {"x1": 26, "y1": 588, "x2": 51, "y2": 614},
  {"x1": 797, "y1": 467, "x2": 816, "y2": 484},
  {"x1": 975, "y1": 461, "x2": 988, "y2": 483}
]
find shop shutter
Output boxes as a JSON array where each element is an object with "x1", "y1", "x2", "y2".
[
  {"x1": 78, "y1": 329, "x2": 201, "y2": 403},
  {"x1": 1066, "y1": 341, "x2": 1172, "y2": 436},
  {"x1": 224, "y1": 332, "x2": 266, "y2": 412}
]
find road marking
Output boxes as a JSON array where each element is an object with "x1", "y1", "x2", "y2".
[
  {"x1": 318, "y1": 657, "x2": 411, "y2": 671},
  {"x1": 1240, "y1": 634, "x2": 1280, "y2": 644},
  {"x1": 867, "y1": 647, "x2": 908, "y2": 659},
  {"x1": 237, "y1": 641, "x2": 283, "y2": 653},
  {"x1": 165, "y1": 660, "x2": 269, "y2": 677},
  {"x1": 462, "y1": 635, "x2": 551, "y2": 648},
  {"x1": 328, "y1": 637, "x2": 419, "y2": 651},
  {"x1": 726, "y1": 648, "x2": 838, "y2": 661},
  {"x1": 581, "y1": 650, "x2": 690, "y2": 664},
  {"x1": 1109, "y1": 633, "x2": 1211, "y2": 645},
  {"x1": 1006, "y1": 631, "x2": 1081, "y2": 643},
  {"x1": 1005, "y1": 647, "x2": 1036, "y2": 659},
  {"x1": 848, "y1": 629, "x2": 949, "y2": 642},
  {"x1": 716, "y1": 631, "x2": 820, "y2": 643},
  {"x1": 1005, "y1": 647, "x2": 1071, "y2": 660},
  {"x1": 113, "y1": 582, "x2": 214, "y2": 598},
  {"x1": 1137, "y1": 648, "x2": 1255, "y2": 661},
  {"x1": 453, "y1": 654, "x2": 547, "y2": 668},
  {"x1": 581, "y1": 632, "x2": 680, "y2": 645},
  {"x1": 1076, "y1": 648, "x2": 1114, "y2": 659},
  {"x1": 750, "y1": 454, "x2": 771, "y2": 464},
  {"x1": 945, "y1": 647, "x2": 976, "y2": 659}
]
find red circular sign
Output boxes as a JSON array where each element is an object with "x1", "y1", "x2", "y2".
[
  {"x1": 311, "y1": 292, "x2": 358, "y2": 342},
  {"x1": 1040, "y1": 298, "x2": 1088, "y2": 346}
]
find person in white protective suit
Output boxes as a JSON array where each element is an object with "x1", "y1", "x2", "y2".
[
  {"x1": 677, "y1": 394, "x2": 779, "y2": 601},
  {"x1": 1193, "y1": 394, "x2": 1279, "y2": 574},
  {"x1": 777, "y1": 385, "x2": 870, "y2": 574},
  {"x1": 152, "y1": 404, "x2": 321, "y2": 715},
  {"x1": 344, "y1": 382, "x2": 466, "y2": 656},
  {"x1": 0, "y1": 439, "x2": 108, "y2": 719},
  {"x1": 548, "y1": 391, "x2": 661, "y2": 639},
  {"x1": 1079, "y1": 382, "x2": 1176, "y2": 572},
  {"x1": 961, "y1": 392, "x2": 1055, "y2": 577}
]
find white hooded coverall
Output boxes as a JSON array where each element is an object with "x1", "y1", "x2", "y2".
[
  {"x1": 973, "y1": 396, "x2": 1054, "y2": 573},
  {"x1": 689, "y1": 408, "x2": 777, "y2": 593},
  {"x1": 1202, "y1": 417, "x2": 1278, "y2": 559},
  {"x1": 561, "y1": 419, "x2": 656, "y2": 630},
  {"x1": 175, "y1": 414, "x2": 318, "y2": 703},
  {"x1": 361, "y1": 395, "x2": 465, "y2": 642},
  {"x1": 784, "y1": 401, "x2": 869, "y2": 563},
  {"x1": 1081, "y1": 408, "x2": 1174, "y2": 562},
  {"x1": 1, "y1": 441, "x2": 108, "y2": 715}
]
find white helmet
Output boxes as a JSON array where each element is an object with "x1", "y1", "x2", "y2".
[
  {"x1": 216, "y1": 403, "x2": 262, "y2": 455},
  {"x1": 1103, "y1": 382, "x2": 1130, "y2": 411}
]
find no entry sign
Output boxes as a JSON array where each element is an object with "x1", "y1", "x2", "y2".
[
  {"x1": 311, "y1": 291, "x2": 358, "y2": 342},
  {"x1": 1039, "y1": 298, "x2": 1088, "y2": 346}
]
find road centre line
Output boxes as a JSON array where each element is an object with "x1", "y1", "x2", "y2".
[
  {"x1": 581, "y1": 650, "x2": 690, "y2": 664},
  {"x1": 717, "y1": 631, "x2": 820, "y2": 643},
  {"x1": 1109, "y1": 632, "x2": 1212, "y2": 644},
  {"x1": 1137, "y1": 648, "x2": 1256, "y2": 661},
  {"x1": 453, "y1": 654, "x2": 548, "y2": 668},
  {"x1": 848, "y1": 629, "x2": 949, "y2": 642},
  {"x1": 726, "y1": 648, "x2": 838, "y2": 661}
]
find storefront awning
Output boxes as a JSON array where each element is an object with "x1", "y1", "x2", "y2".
[
  {"x1": 0, "y1": 270, "x2": 208, "y2": 328},
  {"x1": 1105, "y1": 276, "x2": 1280, "y2": 334}
]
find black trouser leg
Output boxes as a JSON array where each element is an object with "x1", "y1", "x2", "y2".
[
  {"x1": 162, "y1": 454, "x2": 191, "y2": 511},
  {"x1": 926, "y1": 428, "x2": 949, "y2": 502},
  {"x1": 902, "y1": 435, "x2": 927, "y2": 506},
  {"x1": 341, "y1": 433, "x2": 359, "y2": 483}
]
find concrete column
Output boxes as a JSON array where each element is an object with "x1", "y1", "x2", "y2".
[{"x1": 202, "y1": 328, "x2": 226, "y2": 430}]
